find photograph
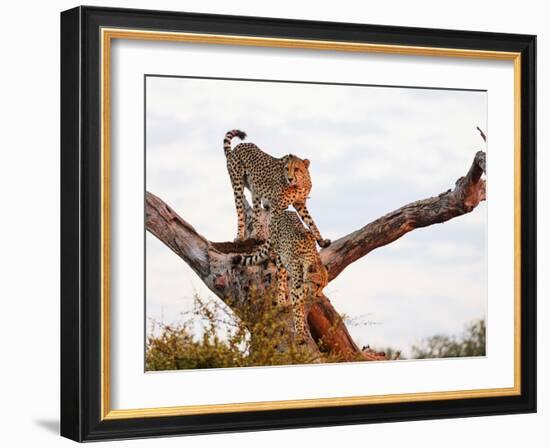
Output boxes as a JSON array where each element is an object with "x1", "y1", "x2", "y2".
[{"x1": 144, "y1": 75, "x2": 488, "y2": 370}]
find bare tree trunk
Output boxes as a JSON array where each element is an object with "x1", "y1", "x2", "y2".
[{"x1": 146, "y1": 151, "x2": 486, "y2": 361}]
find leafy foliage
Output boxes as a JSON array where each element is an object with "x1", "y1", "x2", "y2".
[
  {"x1": 146, "y1": 293, "x2": 485, "y2": 369},
  {"x1": 411, "y1": 319, "x2": 486, "y2": 359},
  {"x1": 146, "y1": 293, "x2": 352, "y2": 371}
]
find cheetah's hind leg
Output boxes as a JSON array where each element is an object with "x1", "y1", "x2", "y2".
[
  {"x1": 275, "y1": 258, "x2": 290, "y2": 308},
  {"x1": 287, "y1": 267, "x2": 322, "y2": 362},
  {"x1": 226, "y1": 158, "x2": 247, "y2": 242},
  {"x1": 289, "y1": 271, "x2": 314, "y2": 346},
  {"x1": 251, "y1": 190, "x2": 263, "y2": 241}
]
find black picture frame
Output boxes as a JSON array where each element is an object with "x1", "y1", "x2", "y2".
[{"x1": 61, "y1": 5, "x2": 536, "y2": 442}]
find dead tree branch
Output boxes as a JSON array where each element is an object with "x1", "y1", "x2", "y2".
[{"x1": 320, "y1": 151, "x2": 486, "y2": 281}]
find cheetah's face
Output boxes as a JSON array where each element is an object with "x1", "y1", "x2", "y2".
[
  {"x1": 306, "y1": 262, "x2": 328, "y2": 297},
  {"x1": 285, "y1": 156, "x2": 312, "y2": 200}
]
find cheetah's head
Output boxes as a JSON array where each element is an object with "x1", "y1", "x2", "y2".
[
  {"x1": 306, "y1": 261, "x2": 328, "y2": 298},
  {"x1": 284, "y1": 155, "x2": 312, "y2": 200}
]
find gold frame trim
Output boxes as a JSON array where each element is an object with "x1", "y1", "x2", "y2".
[{"x1": 100, "y1": 28, "x2": 522, "y2": 421}]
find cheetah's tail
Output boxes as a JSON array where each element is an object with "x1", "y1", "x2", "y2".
[
  {"x1": 223, "y1": 129, "x2": 247, "y2": 157},
  {"x1": 232, "y1": 241, "x2": 271, "y2": 266}
]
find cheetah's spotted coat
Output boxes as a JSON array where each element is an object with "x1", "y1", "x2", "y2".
[
  {"x1": 223, "y1": 129, "x2": 330, "y2": 248},
  {"x1": 233, "y1": 210, "x2": 329, "y2": 343}
]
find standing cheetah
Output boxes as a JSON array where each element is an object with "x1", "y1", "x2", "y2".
[
  {"x1": 223, "y1": 129, "x2": 330, "y2": 248},
  {"x1": 233, "y1": 210, "x2": 329, "y2": 343}
]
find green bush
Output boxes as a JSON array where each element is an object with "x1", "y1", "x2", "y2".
[
  {"x1": 146, "y1": 294, "x2": 332, "y2": 371},
  {"x1": 411, "y1": 319, "x2": 486, "y2": 359},
  {"x1": 146, "y1": 294, "x2": 485, "y2": 369}
]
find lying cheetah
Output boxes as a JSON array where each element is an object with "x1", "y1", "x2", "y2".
[
  {"x1": 223, "y1": 129, "x2": 330, "y2": 248},
  {"x1": 233, "y1": 210, "x2": 329, "y2": 343}
]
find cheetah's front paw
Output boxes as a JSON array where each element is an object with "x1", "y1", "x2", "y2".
[{"x1": 318, "y1": 238, "x2": 332, "y2": 248}]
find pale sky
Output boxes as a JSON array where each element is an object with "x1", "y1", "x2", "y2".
[{"x1": 145, "y1": 75, "x2": 487, "y2": 357}]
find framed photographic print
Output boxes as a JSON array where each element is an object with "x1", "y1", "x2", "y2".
[{"x1": 60, "y1": 6, "x2": 536, "y2": 442}]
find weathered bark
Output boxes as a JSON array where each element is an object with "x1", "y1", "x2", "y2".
[{"x1": 146, "y1": 150, "x2": 486, "y2": 362}]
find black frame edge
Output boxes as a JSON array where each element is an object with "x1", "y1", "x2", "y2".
[
  {"x1": 519, "y1": 34, "x2": 537, "y2": 414},
  {"x1": 60, "y1": 6, "x2": 83, "y2": 442},
  {"x1": 60, "y1": 5, "x2": 537, "y2": 442}
]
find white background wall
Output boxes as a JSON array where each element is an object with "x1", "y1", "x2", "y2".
[{"x1": 0, "y1": 0, "x2": 545, "y2": 446}]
